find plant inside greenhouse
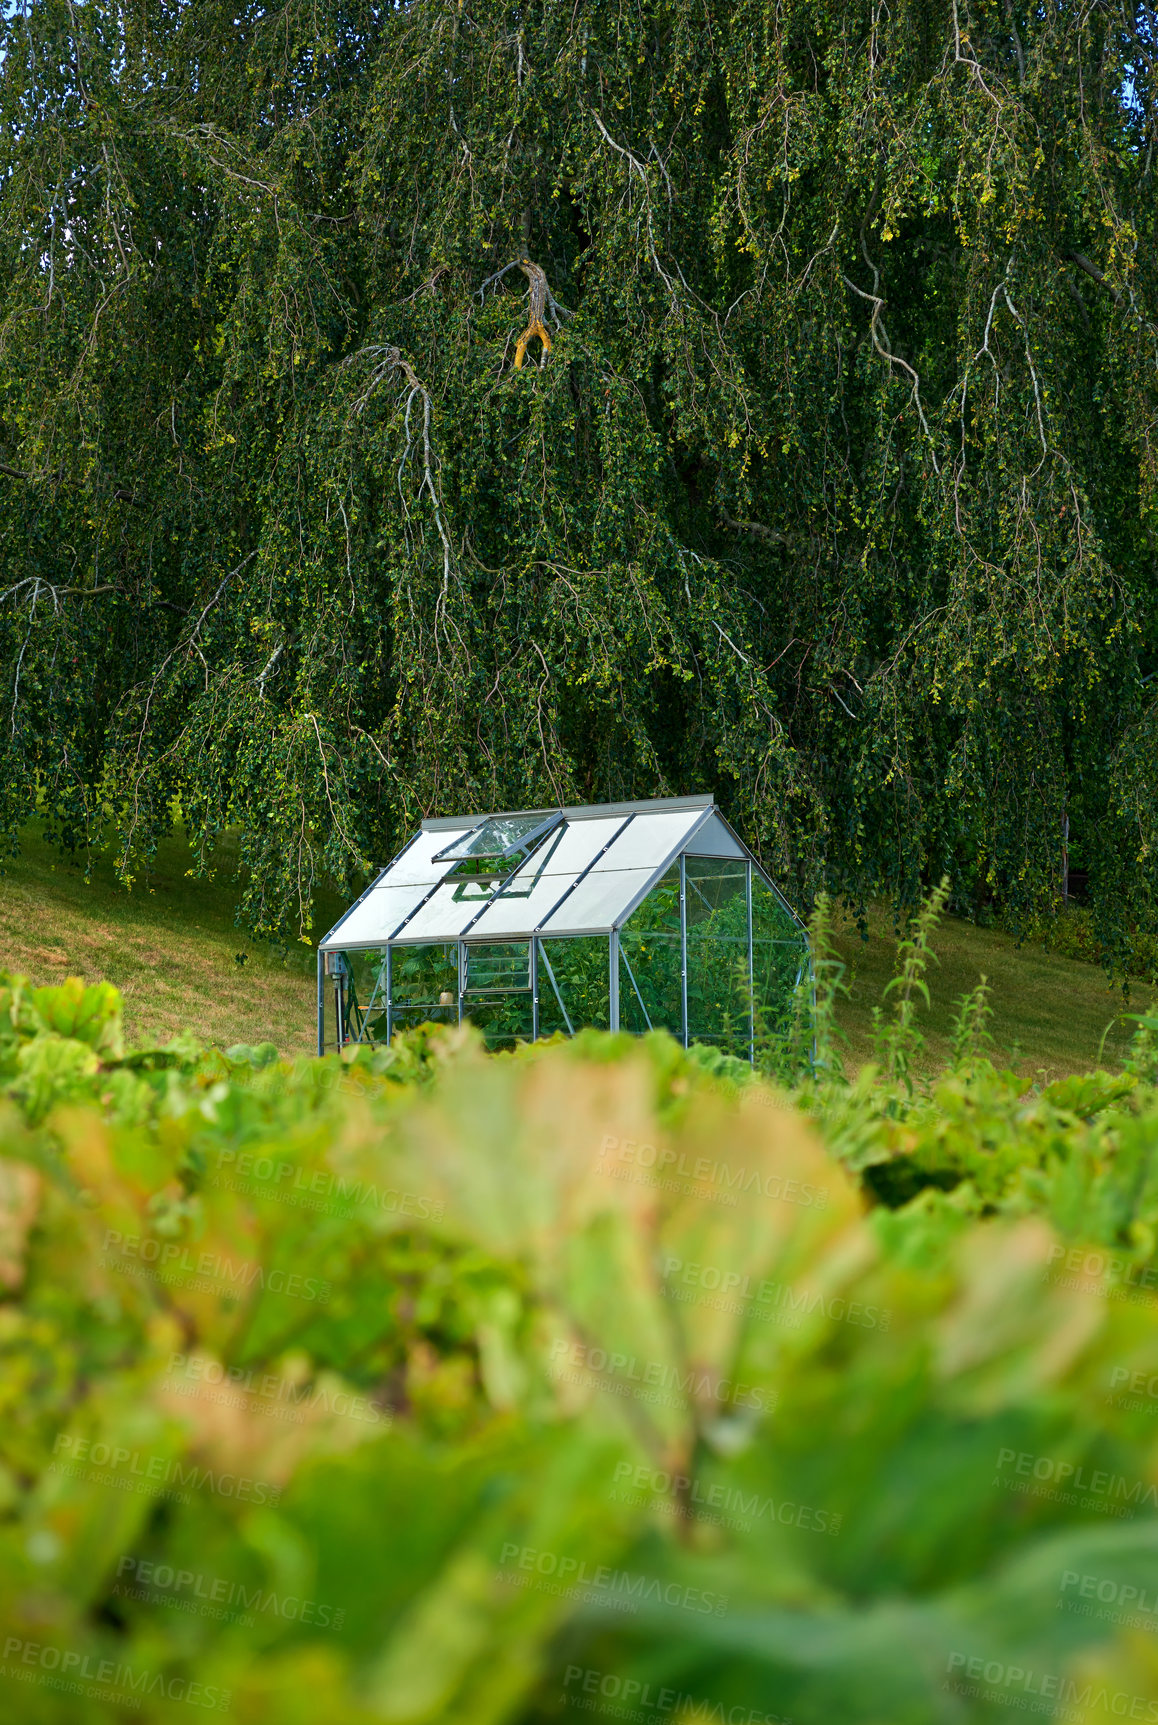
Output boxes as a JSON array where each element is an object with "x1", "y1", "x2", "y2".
[{"x1": 318, "y1": 795, "x2": 808, "y2": 1057}]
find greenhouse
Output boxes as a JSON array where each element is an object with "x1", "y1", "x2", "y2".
[{"x1": 317, "y1": 794, "x2": 809, "y2": 1059}]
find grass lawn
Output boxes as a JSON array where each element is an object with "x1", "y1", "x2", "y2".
[
  {"x1": 0, "y1": 825, "x2": 346, "y2": 1057},
  {"x1": 829, "y1": 904, "x2": 1154, "y2": 1084},
  {"x1": 0, "y1": 824, "x2": 1151, "y2": 1078}
]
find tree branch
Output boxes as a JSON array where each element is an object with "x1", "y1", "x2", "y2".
[
  {"x1": 1062, "y1": 249, "x2": 1121, "y2": 305},
  {"x1": 720, "y1": 509, "x2": 788, "y2": 545},
  {"x1": 842, "y1": 275, "x2": 941, "y2": 472},
  {"x1": 476, "y1": 256, "x2": 571, "y2": 349}
]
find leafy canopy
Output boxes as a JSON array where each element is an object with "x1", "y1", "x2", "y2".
[{"x1": 0, "y1": 0, "x2": 1155, "y2": 943}]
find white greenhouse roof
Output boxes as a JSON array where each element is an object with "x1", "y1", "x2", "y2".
[{"x1": 320, "y1": 794, "x2": 769, "y2": 950}]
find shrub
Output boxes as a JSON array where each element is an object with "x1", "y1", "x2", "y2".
[
  {"x1": 2, "y1": 971, "x2": 1158, "y2": 1721},
  {"x1": 1004, "y1": 904, "x2": 1158, "y2": 989}
]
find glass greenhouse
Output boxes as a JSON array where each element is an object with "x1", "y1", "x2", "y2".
[{"x1": 317, "y1": 794, "x2": 809, "y2": 1059}]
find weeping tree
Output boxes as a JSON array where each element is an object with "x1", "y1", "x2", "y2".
[{"x1": 0, "y1": 0, "x2": 1155, "y2": 950}]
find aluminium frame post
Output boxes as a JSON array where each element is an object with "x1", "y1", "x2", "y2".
[
  {"x1": 747, "y1": 861, "x2": 755, "y2": 1066},
  {"x1": 609, "y1": 930, "x2": 620, "y2": 1032},
  {"x1": 619, "y1": 943, "x2": 653, "y2": 1030},
  {"x1": 539, "y1": 942, "x2": 575, "y2": 1035},
  {"x1": 679, "y1": 854, "x2": 688, "y2": 1050},
  {"x1": 385, "y1": 946, "x2": 393, "y2": 1044},
  {"x1": 531, "y1": 937, "x2": 540, "y2": 1041},
  {"x1": 316, "y1": 950, "x2": 325, "y2": 1056},
  {"x1": 457, "y1": 941, "x2": 465, "y2": 1026}
]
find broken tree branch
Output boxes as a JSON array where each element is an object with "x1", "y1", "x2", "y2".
[{"x1": 476, "y1": 257, "x2": 570, "y2": 366}]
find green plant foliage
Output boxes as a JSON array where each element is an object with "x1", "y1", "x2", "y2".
[
  {"x1": 0, "y1": 2, "x2": 1155, "y2": 949},
  {"x1": 4, "y1": 972, "x2": 1158, "y2": 1719},
  {"x1": 1007, "y1": 904, "x2": 1158, "y2": 988},
  {"x1": 870, "y1": 874, "x2": 952, "y2": 1092},
  {"x1": 538, "y1": 936, "x2": 610, "y2": 1038}
]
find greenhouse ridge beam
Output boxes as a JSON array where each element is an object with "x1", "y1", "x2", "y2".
[{"x1": 419, "y1": 792, "x2": 715, "y2": 833}]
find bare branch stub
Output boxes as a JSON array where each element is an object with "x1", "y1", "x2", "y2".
[
  {"x1": 477, "y1": 258, "x2": 565, "y2": 368},
  {"x1": 514, "y1": 261, "x2": 553, "y2": 368}
]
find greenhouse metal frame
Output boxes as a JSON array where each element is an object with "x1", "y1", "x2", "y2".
[{"x1": 317, "y1": 794, "x2": 809, "y2": 1060}]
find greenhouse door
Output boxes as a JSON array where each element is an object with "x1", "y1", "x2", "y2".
[{"x1": 462, "y1": 941, "x2": 535, "y2": 1049}]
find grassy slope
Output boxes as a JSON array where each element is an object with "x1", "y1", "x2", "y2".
[
  {"x1": 830, "y1": 904, "x2": 1154, "y2": 1082},
  {"x1": 0, "y1": 825, "x2": 1151, "y2": 1077},
  {"x1": 0, "y1": 826, "x2": 345, "y2": 1057}
]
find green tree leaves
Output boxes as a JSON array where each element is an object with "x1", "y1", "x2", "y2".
[{"x1": 0, "y1": 0, "x2": 1154, "y2": 945}]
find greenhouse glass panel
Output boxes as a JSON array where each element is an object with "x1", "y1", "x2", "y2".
[
  {"x1": 466, "y1": 941, "x2": 532, "y2": 992},
  {"x1": 391, "y1": 943, "x2": 459, "y2": 1012},
  {"x1": 515, "y1": 816, "x2": 632, "y2": 876},
  {"x1": 538, "y1": 937, "x2": 611, "y2": 1035},
  {"x1": 391, "y1": 1004, "x2": 458, "y2": 1036},
  {"x1": 463, "y1": 871, "x2": 570, "y2": 937},
  {"x1": 382, "y1": 829, "x2": 468, "y2": 885},
  {"x1": 461, "y1": 939, "x2": 533, "y2": 1049},
  {"x1": 680, "y1": 813, "x2": 745, "y2": 859},
  {"x1": 393, "y1": 877, "x2": 497, "y2": 941},
  {"x1": 685, "y1": 857, "x2": 751, "y2": 1054},
  {"x1": 465, "y1": 819, "x2": 627, "y2": 938},
  {"x1": 751, "y1": 875, "x2": 800, "y2": 941},
  {"x1": 595, "y1": 808, "x2": 707, "y2": 871},
  {"x1": 341, "y1": 947, "x2": 391, "y2": 1044},
  {"x1": 540, "y1": 866, "x2": 656, "y2": 935},
  {"x1": 618, "y1": 866, "x2": 682, "y2": 1037},
  {"x1": 329, "y1": 881, "x2": 441, "y2": 947},
  {"x1": 464, "y1": 998, "x2": 534, "y2": 1048},
  {"x1": 752, "y1": 876, "x2": 808, "y2": 1039}
]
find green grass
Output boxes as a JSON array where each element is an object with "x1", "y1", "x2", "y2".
[
  {"x1": 829, "y1": 902, "x2": 1155, "y2": 1083},
  {"x1": 0, "y1": 824, "x2": 347, "y2": 1056},
  {"x1": 0, "y1": 824, "x2": 1150, "y2": 1075}
]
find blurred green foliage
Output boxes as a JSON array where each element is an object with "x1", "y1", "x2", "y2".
[{"x1": 3, "y1": 961, "x2": 1158, "y2": 1722}]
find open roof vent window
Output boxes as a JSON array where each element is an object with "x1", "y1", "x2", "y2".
[{"x1": 433, "y1": 812, "x2": 562, "y2": 872}]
